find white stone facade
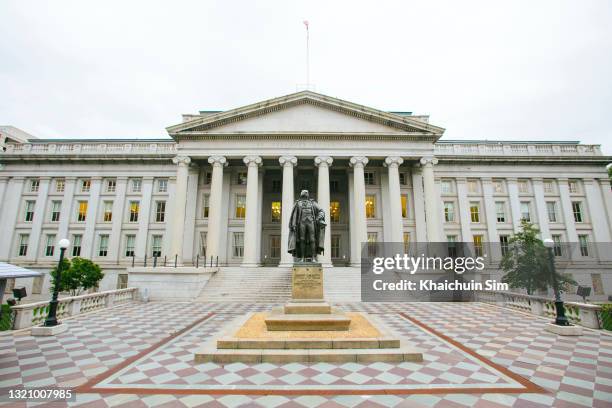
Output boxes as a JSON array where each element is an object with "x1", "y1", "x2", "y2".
[{"x1": 1, "y1": 91, "x2": 611, "y2": 299}]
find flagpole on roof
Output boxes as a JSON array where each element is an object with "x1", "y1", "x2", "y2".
[{"x1": 304, "y1": 20, "x2": 310, "y2": 89}]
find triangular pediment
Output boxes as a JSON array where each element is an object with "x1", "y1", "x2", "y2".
[{"x1": 167, "y1": 91, "x2": 444, "y2": 138}]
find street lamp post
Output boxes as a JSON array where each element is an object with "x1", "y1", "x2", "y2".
[
  {"x1": 44, "y1": 238, "x2": 70, "y2": 327},
  {"x1": 543, "y1": 238, "x2": 569, "y2": 326}
]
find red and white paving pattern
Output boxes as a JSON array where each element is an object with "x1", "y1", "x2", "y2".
[{"x1": 1, "y1": 301, "x2": 611, "y2": 407}]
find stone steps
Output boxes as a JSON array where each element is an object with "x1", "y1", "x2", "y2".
[{"x1": 196, "y1": 267, "x2": 293, "y2": 302}]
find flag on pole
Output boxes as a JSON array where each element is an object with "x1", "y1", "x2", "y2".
[{"x1": 303, "y1": 20, "x2": 309, "y2": 30}]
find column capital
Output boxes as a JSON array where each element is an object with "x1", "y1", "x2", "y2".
[
  {"x1": 172, "y1": 155, "x2": 191, "y2": 166},
  {"x1": 279, "y1": 156, "x2": 298, "y2": 167},
  {"x1": 208, "y1": 155, "x2": 228, "y2": 167},
  {"x1": 314, "y1": 156, "x2": 333, "y2": 167},
  {"x1": 384, "y1": 156, "x2": 404, "y2": 168},
  {"x1": 243, "y1": 155, "x2": 262, "y2": 167},
  {"x1": 349, "y1": 156, "x2": 369, "y2": 168},
  {"x1": 419, "y1": 156, "x2": 438, "y2": 167}
]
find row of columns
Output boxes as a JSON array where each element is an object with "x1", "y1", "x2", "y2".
[{"x1": 170, "y1": 154, "x2": 440, "y2": 266}]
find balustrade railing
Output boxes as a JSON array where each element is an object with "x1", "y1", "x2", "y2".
[
  {"x1": 3, "y1": 142, "x2": 177, "y2": 156},
  {"x1": 435, "y1": 143, "x2": 602, "y2": 156},
  {"x1": 476, "y1": 290, "x2": 603, "y2": 329},
  {"x1": 10, "y1": 288, "x2": 137, "y2": 330}
]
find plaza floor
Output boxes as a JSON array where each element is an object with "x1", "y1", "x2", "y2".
[{"x1": 1, "y1": 301, "x2": 611, "y2": 407}]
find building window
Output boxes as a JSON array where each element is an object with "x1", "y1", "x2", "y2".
[
  {"x1": 98, "y1": 235, "x2": 109, "y2": 257},
  {"x1": 72, "y1": 234, "x2": 82, "y2": 257},
  {"x1": 270, "y1": 235, "x2": 281, "y2": 258},
  {"x1": 117, "y1": 274, "x2": 128, "y2": 290},
  {"x1": 441, "y1": 180, "x2": 452, "y2": 194},
  {"x1": 158, "y1": 178, "x2": 168, "y2": 193},
  {"x1": 45, "y1": 234, "x2": 56, "y2": 257},
  {"x1": 572, "y1": 202, "x2": 583, "y2": 223},
  {"x1": 50, "y1": 201, "x2": 61, "y2": 222},
  {"x1": 151, "y1": 235, "x2": 162, "y2": 257},
  {"x1": 105, "y1": 178, "x2": 116, "y2": 193},
  {"x1": 473, "y1": 235, "x2": 483, "y2": 257},
  {"x1": 32, "y1": 276, "x2": 43, "y2": 294},
  {"x1": 401, "y1": 195, "x2": 408, "y2": 218},
  {"x1": 495, "y1": 202, "x2": 506, "y2": 223},
  {"x1": 520, "y1": 202, "x2": 531, "y2": 222},
  {"x1": 500, "y1": 235, "x2": 509, "y2": 256},
  {"x1": 447, "y1": 235, "x2": 457, "y2": 257},
  {"x1": 77, "y1": 201, "x2": 88, "y2": 222},
  {"x1": 403, "y1": 233, "x2": 410, "y2": 254},
  {"x1": 543, "y1": 180, "x2": 554, "y2": 193},
  {"x1": 518, "y1": 180, "x2": 529, "y2": 194},
  {"x1": 235, "y1": 195, "x2": 246, "y2": 218},
  {"x1": 330, "y1": 201, "x2": 340, "y2": 223},
  {"x1": 237, "y1": 172, "x2": 247, "y2": 185},
  {"x1": 200, "y1": 232, "x2": 207, "y2": 256},
  {"x1": 129, "y1": 201, "x2": 140, "y2": 222},
  {"x1": 467, "y1": 179, "x2": 478, "y2": 193},
  {"x1": 552, "y1": 235, "x2": 562, "y2": 257},
  {"x1": 367, "y1": 233, "x2": 378, "y2": 257},
  {"x1": 131, "y1": 178, "x2": 142, "y2": 193},
  {"x1": 331, "y1": 235, "x2": 341, "y2": 258},
  {"x1": 568, "y1": 180, "x2": 579, "y2": 194},
  {"x1": 271, "y1": 201, "x2": 281, "y2": 222},
  {"x1": 125, "y1": 235, "x2": 136, "y2": 257},
  {"x1": 233, "y1": 232, "x2": 244, "y2": 257},
  {"x1": 364, "y1": 172, "x2": 375, "y2": 185},
  {"x1": 18, "y1": 234, "x2": 29, "y2": 256},
  {"x1": 365, "y1": 195, "x2": 376, "y2": 218},
  {"x1": 470, "y1": 203, "x2": 480, "y2": 223},
  {"x1": 444, "y1": 202, "x2": 455, "y2": 222},
  {"x1": 156, "y1": 201, "x2": 166, "y2": 222},
  {"x1": 578, "y1": 235, "x2": 589, "y2": 257},
  {"x1": 29, "y1": 178, "x2": 40, "y2": 192},
  {"x1": 81, "y1": 179, "x2": 91, "y2": 193},
  {"x1": 591, "y1": 274, "x2": 604, "y2": 296},
  {"x1": 546, "y1": 201, "x2": 557, "y2": 222},
  {"x1": 493, "y1": 180, "x2": 504, "y2": 193},
  {"x1": 271, "y1": 180, "x2": 281, "y2": 193},
  {"x1": 202, "y1": 194, "x2": 210, "y2": 218},
  {"x1": 399, "y1": 173, "x2": 407, "y2": 185},
  {"x1": 103, "y1": 201, "x2": 113, "y2": 222},
  {"x1": 330, "y1": 180, "x2": 340, "y2": 193},
  {"x1": 205, "y1": 172, "x2": 212, "y2": 185},
  {"x1": 24, "y1": 200, "x2": 35, "y2": 222},
  {"x1": 55, "y1": 178, "x2": 65, "y2": 193}
]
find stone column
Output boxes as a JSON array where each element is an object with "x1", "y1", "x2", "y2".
[
  {"x1": 506, "y1": 178, "x2": 522, "y2": 233},
  {"x1": 134, "y1": 177, "x2": 154, "y2": 259},
  {"x1": 482, "y1": 178, "x2": 501, "y2": 260},
  {"x1": 411, "y1": 170, "x2": 427, "y2": 242},
  {"x1": 27, "y1": 177, "x2": 51, "y2": 261},
  {"x1": 420, "y1": 157, "x2": 441, "y2": 242},
  {"x1": 108, "y1": 177, "x2": 127, "y2": 262},
  {"x1": 169, "y1": 155, "x2": 191, "y2": 264},
  {"x1": 558, "y1": 178, "x2": 579, "y2": 260},
  {"x1": 350, "y1": 156, "x2": 368, "y2": 266},
  {"x1": 0, "y1": 177, "x2": 24, "y2": 260},
  {"x1": 455, "y1": 178, "x2": 473, "y2": 243},
  {"x1": 242, "y1": 155, "x2": 262, "y2": 267},
  {"x1": 384, "y1": 156, "x2": 404, "y2": 243},
  {"x1": 279, "y1": 156, "x2": 297, "y2": 266},
  {"x1": 82, "y1": 177, "x2": 102, "y2": 259},
  {"x1": 0, "y1": 177, "x2": 8, "y2": 214},
  {"x1": 584, "y1": 178, "x2": 612, "y2": 242},
  {"x1": 532, "y1": 178, "x2": 551, "y2": 240},
  {"x1": 206, "y1": 156, "x2": 227, "y2": 262},
  {"x1": 315, "y1": 156, "x2": 333, "y2": 267}
]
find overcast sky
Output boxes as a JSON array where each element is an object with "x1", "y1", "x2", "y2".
[{"x1": 1, "y1": 1, "x2": 611, "y2": 151}]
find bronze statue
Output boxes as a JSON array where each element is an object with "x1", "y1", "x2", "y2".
[{"x1": 288, "y1": 190, "x2": 326, "y2": 262}]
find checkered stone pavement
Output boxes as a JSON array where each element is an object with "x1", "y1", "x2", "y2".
[{"x1": 0, "y1": 301, "x2": 610, "y2": 407}]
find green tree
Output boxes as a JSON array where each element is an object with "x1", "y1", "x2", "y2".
[
  {"x1": 501, "y1": 220, "x2": 575, "y2": 295},
  {"x1": 50, "y1": 257, "x2": 104, "y2": 296}
]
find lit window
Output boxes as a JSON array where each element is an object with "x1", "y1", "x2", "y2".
[
  {"x1": 365, "y1": 195, "x2": 376, "y2": 218},
  {"x1": 152, "y1": 235, "x2": 162, "y2": 257},
  {"x1": 237, "y1": 172, "x2": 247, "y2": 185},
  {"x1": 367, "y1": 233, "x2": 378, "y2": 257},
  {"x1": 401, "y1": 195, "x2": 408, "y2": 218},
  {"x1": 131, "y1": 178, "x2": 142, "y2": 193},
  {"x1": 578, "y1": 235, "x2": 589, "y2": 257},
  {"x1": 495, "y1": 202, "x2": 506, "y2": 223},
  {"x1": 364, "y1": 172, "x2": 375, "y2": 185},
  {"x1": 500, "y1": 235, "x2": 509, "y2": 256},
  {"x1": 72, "y1": 234, "x2": 82, "y2": 257},
  {"x1": 568, "y1": 180, "x2": 579, "y2": 194},
  {"x1": 77, "y1": 201, "x2": 88, "y2": 222},
  {"x1": 29, "y1": 179, "x2": 40, "y2": 192},
  {"x1": 45, "y1": 234, "x2": 56, "y2": 257},
  {"x1": 156, "y1": 201, "x2": 166, "y2": 222},
  {"x1": 331, "y1": 235, "x2": 341, "y2": 258},
  {"x1": 543, "y1": 180, "x2": 554, "y2": 193},
  {"x1": 467, "y1": 180, "x2": 478, "y2": 193},
  {"x1": 473, "y1": 235, "x2": 483, "y2": 257},
  {"x1": 55, "y1": 179, "x2": 65, "y2": 193},
  {"x1": 493, "y1": 180, "x2": 504, "y2": 193},
  {"x1": 158, "y1": 179, "x2": 168, "y2": 193},
  {"x1": 98, "y1": 235, "x2": 109, "y2": 257},
  {"x1": 546, "y1": 202, "x2": 557, "y2": 222},
  {"x1": 441, "y1": 180, "x2": 452, "y2": 194},
  {"x1": 50, "y1": 201, "x2": 61, "y2": 222},
  {"x1": 330, "y1": 201, "x2": 340, "y2": 223},
  {"x1": 203, "y1": 194, "x2": 210, "y2": 218},
  {"x1": 129, "y1": 201, "x2": 140, "y2": 222},
  {"x1": 403, "y1": 233, "x2": 410, "y2": 254},
  {"x1": 520, "y1": 202, "x2": 531, "y2": 221},
  {"x1": 552, "y1": 235, "x2": 562, "y2": 256},
  {"x1": 470, "y1": 203, "x2": 480, "y2": 223},
  {"x1": 81, "y1": 179, "x2": 91, "y2": 193},
  {"x1": 518, "y1": 180, "x2": 529, "y2": 194},
  {"x1": 572, "y1": 202, "x2": 583, "y2": 223},
  {"x1": 444, "y1": 202, "x2": 455, "y2": 222},
  {"x1": 24, "y1": 200, "x2": 35, "y2": 222},
  {"x1": 235, "y1": 195, "x2": 246, "y2": 218},
  {"x1": 105, "y1": 179, "x2": 116, "y2": 193},
  {"x1": 18, "y1": 234, "x2": 29, "y2": 256},
  {"x1": 103, "y1": 201, "x2": 113, "y2": 222},
  {"x1": 271, "y1": 201, "x2": 281, "y2": 222},
  {"x1": 233, "y1": 232, "x2": 244, "y2": 257},
  {"x1": 270, "y1": 235, "x2": 281, "y2": 258}
]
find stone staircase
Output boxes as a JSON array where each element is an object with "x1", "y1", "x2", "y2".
[{"x1": 195, "y1": 266, "x2": 362, "y2": 303}]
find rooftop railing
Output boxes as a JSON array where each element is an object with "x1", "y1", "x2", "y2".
[
  {"x1": 3, "y1": 142, "x2": 177, "y2": 156},
  {"x1": 434, "y1": 142, "x2": 602, "y2": 156}
]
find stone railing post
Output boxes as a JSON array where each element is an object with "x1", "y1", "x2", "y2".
[
  {"x1": 530, "y1": 298, "x2": 544, "y2": 316},
  {"x1": 69, "y1": 298, "x2": 82, "y2": 317},
  {"x1": 105, "y1": 293, "x2": 116, "y2": 308},
  {"x1": 12, "y1": 308, "x2": 34, "y2": 330}
]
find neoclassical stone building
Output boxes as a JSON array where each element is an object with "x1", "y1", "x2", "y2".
[{"x1": 1, "y1": 91, "x2": 611, "y2": 298}]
